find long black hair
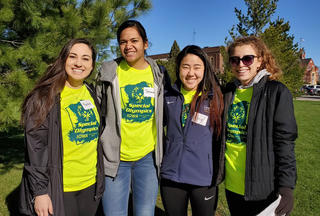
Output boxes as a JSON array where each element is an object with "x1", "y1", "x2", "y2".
[
  {"x1": 21, "y1": 38, "x2": 96, "y2": 128},
  {"x1": 176, "y1": 45, "x2": 224, "y2": 136}
]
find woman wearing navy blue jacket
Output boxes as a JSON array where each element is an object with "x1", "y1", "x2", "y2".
[{"x1": 160, "y1": 45, "x2": 224, "y2": 216}]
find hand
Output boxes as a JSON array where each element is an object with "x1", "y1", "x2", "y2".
[
  {"x1": 34, "y1": 194, "x2": 54, "y2": 216},
  {"x1": 275, "y1": 187, "x2": 294, "y2": 216}
]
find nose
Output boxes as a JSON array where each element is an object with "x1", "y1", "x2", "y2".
[{"x1": 74, "y1": 58, "x2": 82, "y2": 67}]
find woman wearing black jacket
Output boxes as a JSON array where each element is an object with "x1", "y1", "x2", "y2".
[
  {"x1": 19, "y1": 38, "x2": 104, "y2": 216},
  {"x1": 223, "y1": 36, "x2": 297, "y2": 216}
]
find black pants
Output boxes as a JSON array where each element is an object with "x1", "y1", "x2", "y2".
[
  {"x1": 63, "y1": 184, "x2": 100, "y2": 216},
  {"x1": 160, "y1": 179, "x2": 218, "y2": 216},
  {"x1": 225, "y1": 189, "x2": 278, "y2": 216}
]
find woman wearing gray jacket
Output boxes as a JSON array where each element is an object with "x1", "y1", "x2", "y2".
[{"x1": 95, "y1": 20, "x2": 165, "y2": 216}]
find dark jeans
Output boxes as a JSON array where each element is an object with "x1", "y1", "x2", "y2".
[
  {"x1": 225, "y1": 189, "x2": 278, "y2": 216},
  {"x1": 160, "y1": 178, "x2": 218, "y2": 216},
  {"x1": 63, "y1": 184, "x2": 100, "y2": 216}
]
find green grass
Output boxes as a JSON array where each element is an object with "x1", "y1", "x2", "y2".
[{"x1": 1, "y1": 100, "x2": 319, "y2": 216}]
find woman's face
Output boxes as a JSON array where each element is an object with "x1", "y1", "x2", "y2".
[
  {"x1": 119, "y1": 27, "x2": 148, "y2": 67},
  {"x1": 65, "y1": 43, "x2": 93, "y2": 88},
  {"x1": 179, "y1": 54, "x2": 204, "y2": 91},
  {"x1": 230, "y1": 44, "x2": 262, "y2": 86}
]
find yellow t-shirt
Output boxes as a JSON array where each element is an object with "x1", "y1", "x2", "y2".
[
  {"x1": 117, "y1": 60, "x2": 156, "y2": 161},
  {"x1": 181, "y1": 87, "x2": 197, "y2": 127},
  {"x1": 60, "y1": 85, "x2": 99, "y2": 192},
  {"x1": 225, "y1": 87, "x2": 253, "y2": 195}
]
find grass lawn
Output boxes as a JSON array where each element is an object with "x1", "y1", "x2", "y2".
[{"x1": 0, "y1": 100, "x2": 319, "y2": 216}]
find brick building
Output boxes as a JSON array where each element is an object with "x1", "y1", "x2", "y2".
[
  {"x1": 300, "y1": 49, "x2": 319, "y2": 85},
  {"x1": 148, "y1": 46, "x2": 224, "y2": 74}
]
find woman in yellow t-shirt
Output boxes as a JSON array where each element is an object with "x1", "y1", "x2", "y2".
[
  {"x1": 96, "y1": 20, "x2": 166, "y2": 216},
  {"x1": 224, "y1": 36, "x2": 297, "y2": 216},
  {"x1": 19, "y1": 38, "x2": 104, "y2": 216}
]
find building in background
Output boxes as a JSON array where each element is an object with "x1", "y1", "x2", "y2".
[
  {"x1": 148, "y1": 46, "x2": 224, "y2": 75},
  {"x1": 300, "y1": 49, "x2": 319, "y2": 85}
]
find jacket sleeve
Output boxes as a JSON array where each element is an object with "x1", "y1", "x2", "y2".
[
  {"x1": 273, "y1": 85, "x2": 297, "y2": 189},
  {"x1": 23, "y1": 113, "x2": 50, "y2": 197}
]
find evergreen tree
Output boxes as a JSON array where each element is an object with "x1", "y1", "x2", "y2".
[
  {"x1": 157, "y1": 40, "x2": 180, "y2": 83},
  {"x1": 261, "y1": 18, "x2": 304, "y2": 95},
  {"x1": 0, "y1": 0, "x2": 151, "y2": 132},
  {"x1": 223, "y1": 0, "x2": 303, "y2": 96}
]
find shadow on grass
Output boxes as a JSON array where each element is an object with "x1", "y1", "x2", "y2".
[
  {"x1": 5, "y1": 185, "x2": 22, "y2": 216},
  {"x1": 0, "y1": 134, "x2": 25, "y2": 175}
]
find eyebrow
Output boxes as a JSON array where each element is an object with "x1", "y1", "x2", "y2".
[{"x1": 69, "y1": 52, "x2": 92, "y2": 58}]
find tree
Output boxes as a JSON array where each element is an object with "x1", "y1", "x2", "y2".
[
  {"x1": 261, "y1": 18, "x2": 304, "y2": 94},
  {"x1": 224, "y1": 0, "x2": 303, "y2": 96},
  {"x1": 157, "y1": 40, "x2": 180, "y2": 83},
  {"x1": 0, "y1": 0, "x2": 152, "y2": 132},
  {"x1": 231, "y1": 0, "x2": 278, "y2": 37}
]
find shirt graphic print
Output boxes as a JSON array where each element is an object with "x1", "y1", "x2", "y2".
[
  {"x1": 120, "y1": 81, "x2": 154, "y2": 123},
  {"x1": 226, "y1": 101, "x2": 249, "y2": 145},
  {"x1": 65, "y1": 101, "x2": 99, "y2": 144}
]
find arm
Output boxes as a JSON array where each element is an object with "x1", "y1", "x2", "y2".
[
  {"x1": 23, "y1": 111, "x2": 53, "y2": 215},
  {"x1": 272, "y1": 85, "x2": 297, "y2": 215}
]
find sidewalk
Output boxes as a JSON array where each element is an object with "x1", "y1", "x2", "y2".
[{"x1": 296, "y1": 95, "x2": 320, "y2": 101}]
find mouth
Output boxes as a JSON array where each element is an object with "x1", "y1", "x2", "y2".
[{"x1": 72, "y1": 69, "x2": 83, "y2": 73}]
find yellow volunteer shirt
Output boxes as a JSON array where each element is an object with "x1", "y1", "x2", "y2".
[
  {"x1": 181, "y1": 87, "x2": 197, "y2": 127},
  {"x1": 61, "y1": 85, "x2": 99, "y2": 192},
  {"x1": 117, "y1": 60, "x2": 156, "y2": 161},
  {"x1": 225, "y1": 87, "x2": 253, "y2": 195}
]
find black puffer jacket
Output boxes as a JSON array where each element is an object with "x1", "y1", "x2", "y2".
[
  {"x1": 19, "y1": 84, "x2": 105, "y2": 215},
  {"x1": 222, "y1": 76, "x2": 297, "y2": 201}
]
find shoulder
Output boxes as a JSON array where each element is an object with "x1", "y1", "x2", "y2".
[{"x1": 265, "y1": 80, "x2": 291, "y2": 94}]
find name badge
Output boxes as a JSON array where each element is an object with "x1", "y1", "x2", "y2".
[
  {"x1": 192, "y1": 112, "x2": 208, "y2": 126},
  {"x1": 144, "y1": 87, "x2": 155, "y2": 97},
  {"x1": 80, "y1": 100, "x2": 95, "y2": 110}
]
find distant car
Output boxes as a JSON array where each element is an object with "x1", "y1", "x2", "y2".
[
  {"x1": 301, "y1": 85, "x2": 313, "y2": 95},
  {"x1": 308, "y1": 85, "x2": 320, "y2": 95}
]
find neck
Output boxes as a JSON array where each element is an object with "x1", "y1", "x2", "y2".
[
  {"x1": 127, "y1": 58, "x2": 149, "y2": 70},
  {"x1": 65, "y1": 80, "x2": 83, "y2": 89}
]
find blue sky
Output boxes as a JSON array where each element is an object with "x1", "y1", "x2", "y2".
[{"x1": 135, "y1": 0, "x2": 320, "y2": 66}]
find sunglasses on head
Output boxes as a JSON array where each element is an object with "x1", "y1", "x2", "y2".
[{"x1": 229, "y1": 55, "x2": 258, "y2": 66}]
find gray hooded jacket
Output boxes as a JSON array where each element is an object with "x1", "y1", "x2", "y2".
[{"x1": 96, "y1": 57, "x2": 164, "y2": 177}]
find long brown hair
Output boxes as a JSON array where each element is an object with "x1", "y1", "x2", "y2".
[
  {"x1": 227, "y1": 36, "x2": 282, "y2": 80},
  {"x1": 176, "y1": 45, "x2": 224, "y2": 137},
  {"x1": 21, "y1": 38, "x2": 96, "y2": 128}
]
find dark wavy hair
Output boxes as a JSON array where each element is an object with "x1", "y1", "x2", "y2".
[
  {"x1": 176, "y1": 45, "x2": 224, "y2": 136},
  {"x1": 21, "y1": 38, "x2": 96, "y2": 128}
]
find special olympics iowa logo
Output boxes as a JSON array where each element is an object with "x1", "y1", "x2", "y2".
[{"x1": 121, "y1": 81, "x2": 154, "y2": 123}]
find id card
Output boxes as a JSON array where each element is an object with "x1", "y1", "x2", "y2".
[
  {"x1": 80, "y1": 100, "x2": 95, "y2": 110},
  {"x1": 192, "y1": 112, "x2": 208, "y2": 126},
  {"x1": 144, "y1": 87, "x2": 155, "y2": 97}
]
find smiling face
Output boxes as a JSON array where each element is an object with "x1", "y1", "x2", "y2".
[
  {"x1": 179, "y1": 54, "x2": 204, "y2": 91},
  {"x1": 65, "y1": 43, "x2": 93, "y2": 88},
  {"x1": 230, "y1": 44, "x2": 262, "y2": 86},
  {"x1": 119, "y1": 27, "x2": 148, "y2": 69}
]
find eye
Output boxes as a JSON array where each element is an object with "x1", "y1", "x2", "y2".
[
  {"x1": 119, "y1": 41, "x2": 126, "y2": 45},
  {"x1": 68, "y1": 54, "x2": 76, "y2": 58}
]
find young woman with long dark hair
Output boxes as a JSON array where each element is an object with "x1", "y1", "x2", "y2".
[
  {"x1": 160, "y1": 45, "x2": 224, "y2": 216},
  {"x1": 19, "y1": 38, "x2": 104, "y2": 216}
]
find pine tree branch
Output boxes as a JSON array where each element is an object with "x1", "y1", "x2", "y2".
[{"x1": 0, "y1": 39, "x2": 24, "y2": 47}]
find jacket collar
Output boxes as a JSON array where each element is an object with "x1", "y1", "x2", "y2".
[{"x1": 97, "y1": 57, "x2": 163, "y2": 86}]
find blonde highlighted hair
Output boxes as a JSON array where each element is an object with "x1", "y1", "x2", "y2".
[{"x1": 227, "y1": 36, "x2": 282, "y2": 80}]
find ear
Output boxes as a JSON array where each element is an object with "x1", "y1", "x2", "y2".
[{"x1": 144, "y1": 40, "x2": 149, "y2": 50}]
